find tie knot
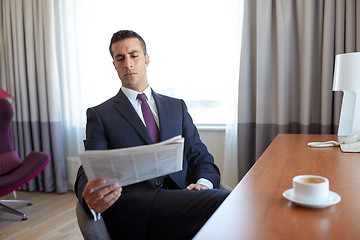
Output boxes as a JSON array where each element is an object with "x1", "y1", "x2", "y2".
[{"x1": 137, "y1": 93, "x2": 147, "y2": 102}]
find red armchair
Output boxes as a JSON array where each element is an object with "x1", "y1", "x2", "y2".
[{"x1": 0, "y1": 98, "x2": 50, "y2": 220}]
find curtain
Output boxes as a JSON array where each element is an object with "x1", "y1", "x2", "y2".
[
  {"x1": 0, "y1": 0, "x2": 84, "y2": 193},
  {"x1": 237, "y1": 0, "x2": 360, "y2": 180},
  {"x1": 223, "y1": 0, "x2": 244, "y2": 189}
]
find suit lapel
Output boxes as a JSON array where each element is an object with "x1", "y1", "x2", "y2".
[
  {"x1": 113, "y1": 90, "x2": 153, "y2": 144},
  {"x1": 152, "y1": 90, "x2": 171, "y2": 142},
  {"x1": 153, "y1": 90, "x2": 187, "y2": 188}
]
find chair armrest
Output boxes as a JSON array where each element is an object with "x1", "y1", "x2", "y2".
[
  {"x1": 75, "y1": 202, "x2": 111, "y2": 240},
  {"x1": 219, "y1": 182, "x2": 233, "y2": 193}
]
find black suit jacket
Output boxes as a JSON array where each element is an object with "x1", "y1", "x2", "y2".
[{"x1": 75, "y1": 89, "x2": 220, "y2": 238}]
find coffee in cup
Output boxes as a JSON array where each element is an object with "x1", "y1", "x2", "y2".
[
  {"x1": 299, "y1": 177, "x2": 326, "y2": 184},
  {"x1": 293, "y1": 175, "x2": 329, "y2": 202}
]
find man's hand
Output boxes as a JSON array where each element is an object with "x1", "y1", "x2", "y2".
[
  {"x1": 82, "y1": 179, "x2": 122, "y2": 213},
  {"x1": 186, "y1": 183, "x2": 209, "y2": 191}
]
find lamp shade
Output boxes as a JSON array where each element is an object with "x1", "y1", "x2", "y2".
[{"x1": 333, "y1": 52, "x2": 360, "y2": 136}]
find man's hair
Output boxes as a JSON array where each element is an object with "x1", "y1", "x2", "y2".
[{"x1": 109, "y1": 30, "x2": 147, "y2": 58}]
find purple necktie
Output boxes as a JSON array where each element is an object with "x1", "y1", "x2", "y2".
[{"x1": 137, "y1": 93, "x2": 160, "y2": 143}]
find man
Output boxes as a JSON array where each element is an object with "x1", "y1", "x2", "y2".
[{"x1": 75, "y1": 30, "x2": 228, "y2": 240}]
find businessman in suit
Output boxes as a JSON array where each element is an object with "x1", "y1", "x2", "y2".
[{"x1": 75, "y1": 30, "x2": 228, "y2": 239}]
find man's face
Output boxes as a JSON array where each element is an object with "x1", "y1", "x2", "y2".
[{"x1": 112, "y1": 38, "x2": 150, "y2": 92}]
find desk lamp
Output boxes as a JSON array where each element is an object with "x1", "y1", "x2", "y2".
[{"x1": 333, "y1": 52, "x2": 360, "y2": 136}]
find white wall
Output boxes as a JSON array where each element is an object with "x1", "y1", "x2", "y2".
[{"x1": 198, "y1": 129, "x2": 226, "y2": 182}]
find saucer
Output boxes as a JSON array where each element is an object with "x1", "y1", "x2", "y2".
[{"x1": 283, "y1": 189, "x2": 341, "y2": 208}]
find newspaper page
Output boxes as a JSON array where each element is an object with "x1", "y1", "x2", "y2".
[{"x1": 79, "y1": 135, "x2": 184, "y2": 187}]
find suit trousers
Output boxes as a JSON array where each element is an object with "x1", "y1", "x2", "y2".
[
  {"x1": 102, "y1": 186, "x2": 228, "y2": 240},
  {"x1": 146, "y1": 188, "x2": 228, "y2": 240}
]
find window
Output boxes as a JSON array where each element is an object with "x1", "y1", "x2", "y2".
[{"x1": 79, "y1": 0, "x2": 242, "y2": 124}]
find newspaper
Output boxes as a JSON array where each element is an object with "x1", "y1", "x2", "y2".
[{"x1": 79, "y1": 135, "x2": 184, "y2": 188}]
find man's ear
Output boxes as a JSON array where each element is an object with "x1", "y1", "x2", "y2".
[{"x1": 145, "y1": 54, "x2": 150, "y2": 66}]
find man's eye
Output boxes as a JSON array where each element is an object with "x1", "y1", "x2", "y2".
[{"x1": 132, "y1": 55, "x2": 138, "y2": 58}]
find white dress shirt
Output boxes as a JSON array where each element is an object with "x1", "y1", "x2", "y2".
[{"x1": 121, "y1": 86, "x2": 159, "y2": 128}]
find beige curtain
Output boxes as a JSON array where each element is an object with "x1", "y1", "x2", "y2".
[
  {"x1": 0, "y1": 0, "x2": 81, "y2": 193},
  {"x1": 237, "y1": 0, "x2": 360, "y2": 179}
]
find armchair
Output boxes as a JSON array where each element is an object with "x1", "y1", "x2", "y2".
[{"x1": 0, "y1": 98, "x2": 50, "y2": 220}]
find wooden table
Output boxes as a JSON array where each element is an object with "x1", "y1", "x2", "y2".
[{"x1": 194, "y1": 134, "x2": 360, "y2": 240}]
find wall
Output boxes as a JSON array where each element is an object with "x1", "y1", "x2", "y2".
[{"x1": 197, "y1": 128, "x2": 226, "y2": 182}]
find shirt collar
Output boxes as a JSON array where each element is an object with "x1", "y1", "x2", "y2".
[{"x1": 121, "y1": 85, "x2": 152, "y2": 101}]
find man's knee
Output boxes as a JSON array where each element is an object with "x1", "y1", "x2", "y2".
[{"x1": 209, "y1": 189, "x2": 229, "y2": 207}]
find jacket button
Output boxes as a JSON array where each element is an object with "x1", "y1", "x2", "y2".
[{"x1": 155, "y1": 182, "x2": 162, "y2": 187}]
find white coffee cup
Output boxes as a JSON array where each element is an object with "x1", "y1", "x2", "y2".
[{"x1": 293, "y1": 175, "x2": 329, "y2": 203}]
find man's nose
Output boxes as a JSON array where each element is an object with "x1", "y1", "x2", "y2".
[{"x1": 124, "y1": 57, "x2": 133, "y2": 69}]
